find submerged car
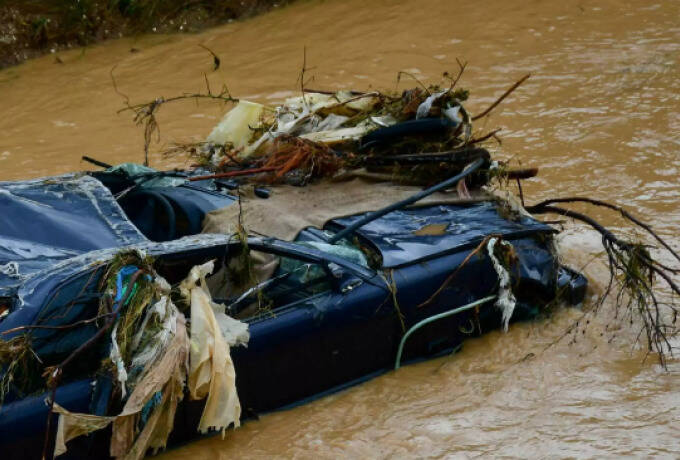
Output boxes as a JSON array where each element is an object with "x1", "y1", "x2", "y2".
[{"x1": 0, "y1": 165, "x2": 586, "y2": 458}]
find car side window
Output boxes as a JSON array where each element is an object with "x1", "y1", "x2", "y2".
[
  {"x1": 263, "y1": 256, "x2": 332, "y2": 302},
  {"x1": 210, "y1": 248, "x2": 333, "y2": 321}
]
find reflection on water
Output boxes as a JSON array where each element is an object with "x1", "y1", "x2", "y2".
[{"x1": 1, "y1": 0, "x2": 679, "y2": 457}]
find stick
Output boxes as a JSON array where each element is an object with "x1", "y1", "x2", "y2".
[
  {"x1": 472, "y1": 74, "x2": 530, "y2": 121},
  {"x1": 303, "y1": 88, "x2": 368, "y2": 96},
  {"x1": 516, "y1": 178, "x2": 525, "y2": 206},
  {"x1": 468, "y1": 128, "x2": 502, "y2": 145},
  {"x1": 396, "y1": 71, "x2": 430, "y2": 94},
  {"x1": 188, "y1": 167, "x2": 276, "y2": 181},
  {"x1": 526, "y1": 203, "x2": 679, "y2": 366},
  {"x1": 364, "y1": 147, "x2": 490, "y2": 166},
  {"x1": 1, "y1": 312, "x2": 116, "y2": 336},
  {"x1": 507, "y1": 168, "x2": 539, "y2": 180},
  {"x1": 198, "y1": 44, "x2": 220, "y2": 71},
  {"x1": 529, "y1": 205, "x2": 680, "y2": 307},
  {"x1": 81, "y1": 156, "x2": 112, "y2": 169},
  {"x1": 117, "y1": 85, "x2": 237, "y2": 167},
  {"x1": 448, "y1": 58, "x2": 467, "y2": 90},
  {"x1": 418, "y1": 235, "x2": 496, "y2": 308}
]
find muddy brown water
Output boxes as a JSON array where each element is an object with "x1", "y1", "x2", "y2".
[{"x1": 1, "y1": 0, "x2": 679, "y2": 457}]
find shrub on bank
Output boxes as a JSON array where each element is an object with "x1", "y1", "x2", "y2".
[{"x1": 0, "y1": 0, "x2": 289, "y2": 68}]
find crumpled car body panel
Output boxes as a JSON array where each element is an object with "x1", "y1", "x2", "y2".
[{"x1": 0, "y1": 174, "x2": 147, "y2": 298}]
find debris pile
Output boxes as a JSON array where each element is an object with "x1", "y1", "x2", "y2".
[
  {"x1": 183, "y1": 78, "x2": 501, "y2": 188},
  {"x1": 0, "y1": 250, "x2": 248, "y2": 459}
]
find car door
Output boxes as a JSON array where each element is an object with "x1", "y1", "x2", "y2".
[{"x1": 228, "y1": 240, "x2": 394, "y2": 413}]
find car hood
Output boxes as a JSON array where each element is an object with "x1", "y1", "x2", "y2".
[{"x1": 328, "y1": 202, "x2": 555, "y2": 268}]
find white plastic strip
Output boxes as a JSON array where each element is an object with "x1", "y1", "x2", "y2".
[{"x1": 487, "y1": 237, "x2": 517, "y2": 332}]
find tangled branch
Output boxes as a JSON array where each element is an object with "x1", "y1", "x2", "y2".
[
  {"x1": 527, "y1": 200, "x2": 679, "y2": 366},
  {"x1": 115, "y1": 73, "x2": 238, "y2": 166},
  {"x1": 41, "y1": 268, "x2": 148, "y2": 459}
]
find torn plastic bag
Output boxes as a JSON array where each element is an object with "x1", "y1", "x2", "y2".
[
  {"x1": 207, "y1": 101, "x2": 264, "y2": 148},
  {"x1": 53, "y1": 312, "x2": 189, "y2": 459},
  {"x1": 180, "y1": 261, "x2": 248, "y2": 434},
  {"x1": 53, "y1": 403, "x2": 116, "y2": 457},
  {"x1": 104, "y1": 163, "x2": 187, "y2": 188}
]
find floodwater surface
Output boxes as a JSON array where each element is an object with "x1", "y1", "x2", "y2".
[{"x1": 1, "y1": 0, "x2": 679, "y2": 457}]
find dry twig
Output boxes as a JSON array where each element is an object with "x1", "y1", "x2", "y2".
[
  {"x1": 198, "y1": 44, "x2": 221, "y2": 71},
  {"x1": 116, "y1": 78, "x2": 237, "y2": 166},
  {"x1": 472, "y1": 74, "x2": 530, "y2": 121}
]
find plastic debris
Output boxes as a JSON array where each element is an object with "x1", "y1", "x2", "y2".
[
  {"x1": 185, "y1": 82, "x2": 485, "y2": 187},
  {"x1": 105, "y1": 163, "x2": 186, "y2": 188},
  {"x1": 0, "y1": 262, "x2": 20, "y2": 277},
  {"x1": 487, "y1": 237, "x2": 517, "y2": 332},
  {"x1": 180, "y1": 261, "x2": 243, "y2": 434},
  {"x1": 109, "y1": 321, "x2": 129, "y2": 399},
  {"x1": 109, "y1": 313, "x2": 188, "y2": 459},
  {"x1": 52, "y1": 312, "x2": 189, "y2": 459},
  {"x1": 53, "y1": 403, "x2": 116, "y2": 457},
  {"x1": 415, "y1": 90, "x2": 447, "y2": 119},
  {"x1": 207, "y1": 100, "x2": 265, "y2": 149},
  {"x1": 47, "y1": 255, "x2": 248, "y2": 458}
]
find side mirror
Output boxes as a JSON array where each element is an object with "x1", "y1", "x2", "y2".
[
  {"x1": 323, "y1": 262, "x2": 345, "y2": 292},
  {"x1": 324, "y1": 262, "x2": 363, "y2": 293},
  {"x1": 326, "y1": 262, "x2": 345, "y2": 279}
]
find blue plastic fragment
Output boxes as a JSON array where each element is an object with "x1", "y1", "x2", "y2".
[
  {"x1": 139, "y1": 391, "x2": 163, "y2": 428},
  {"x1": 114, "y1": 265, "x2": 140, "y2": 304}
]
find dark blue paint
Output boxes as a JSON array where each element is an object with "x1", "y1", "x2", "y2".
[
  {"x1": 0, "y1": 175, "x2": 147, "y2": 296},
  {"x1": 329, "y1": 202, "x2": 554, "y2": 267}
]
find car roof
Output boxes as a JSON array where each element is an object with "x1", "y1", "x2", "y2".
[{"x1": 0, "y1": 174, "x2": 147, "y2": 296}]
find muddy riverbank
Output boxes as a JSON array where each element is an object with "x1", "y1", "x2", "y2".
[{"x1": 0, "y1": 0, "x2": 291, "y2": 68}]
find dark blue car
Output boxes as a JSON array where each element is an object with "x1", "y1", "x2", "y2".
[{"x1": 0, "y1": 167, "x2": 586, "y2": 458}]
